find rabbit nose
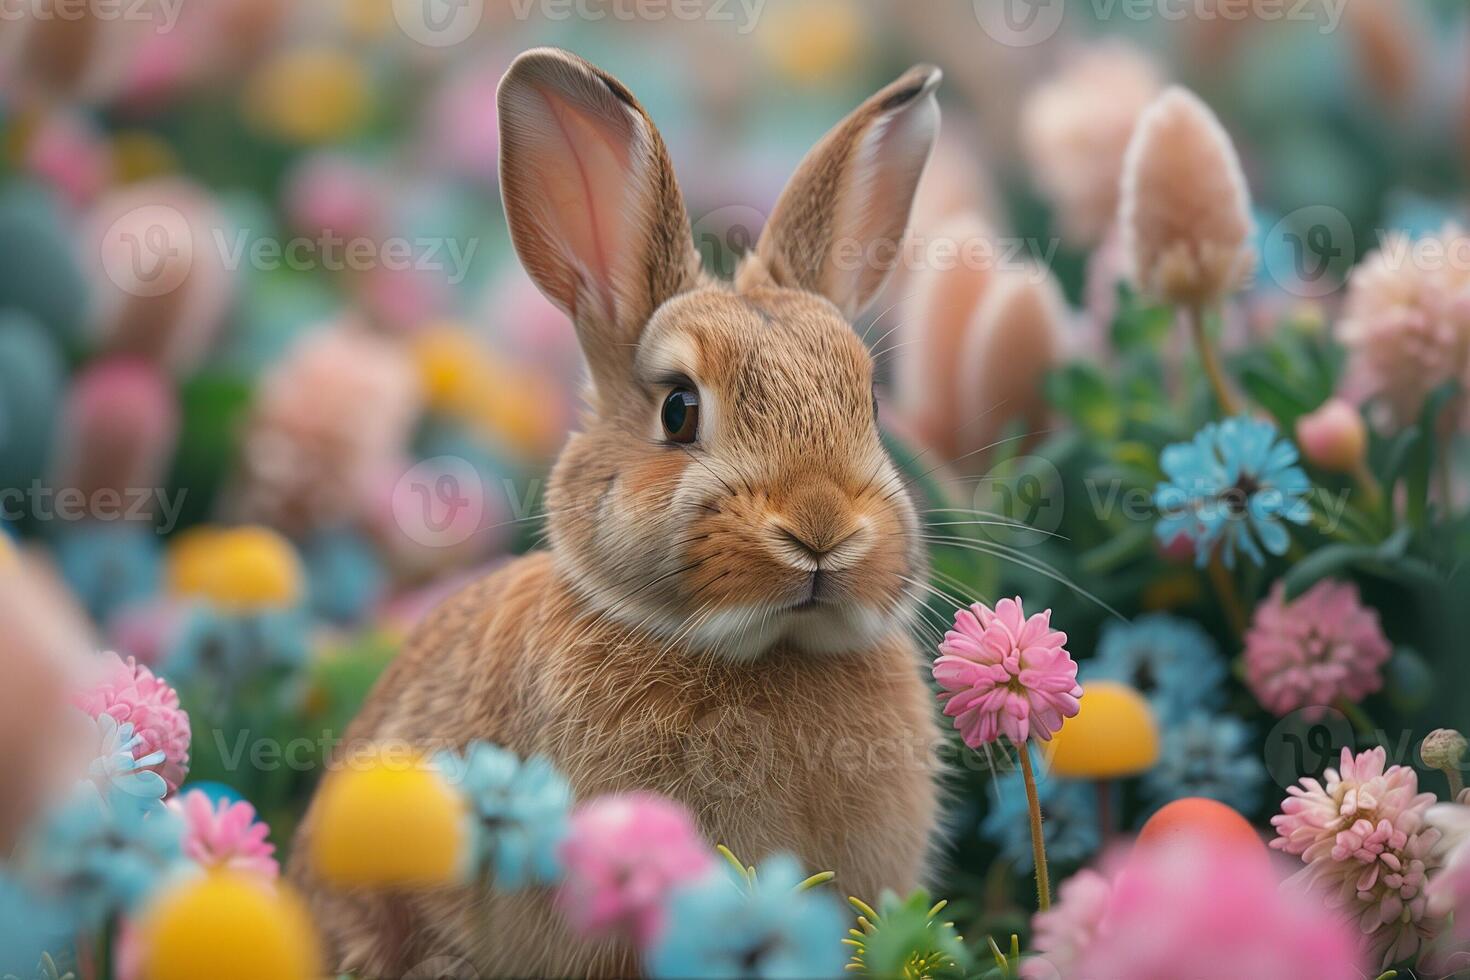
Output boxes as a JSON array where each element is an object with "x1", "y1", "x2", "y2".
[{"x1": 772, "y1": 483, "x2": 869, "y2": 570}]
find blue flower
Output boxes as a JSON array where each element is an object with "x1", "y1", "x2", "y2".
[
  {"x1": 435, "y1": 742, "x2": 571, "y2": 890},
  {"x1": 647, "y1": 853, "x2": 846, "y2": 979},
  {"x1": 52, "y1": 523, "x2": 162, "y2": 624},
  {"x1": 302, "y1": 529, "x2": 386, "y2": 626},
  {"x1": 1153, "y1": 416, "x2": 1311, "y2": 568},
  {"x1": 163, "y1": 606, "x2": 309, "y2": 688},
  {"x1": 0, "y1": 872, "x2": 71, "y2": 977},
  {"x1": 84, "y1": 713, "x2": 168, "y2": 808},
  {"x1": 21, "y1": 782, "x2": 184, "y2": 928},
  {"x1": 1142, "y1": 713, "x2": 1268, "y2": 817},
  {"x1": 981, "y1": 770, "x2": 1099, "y2": 871},
  {"x1": 1080, "y1": 615, "x2": 1226, "y2": 726}
]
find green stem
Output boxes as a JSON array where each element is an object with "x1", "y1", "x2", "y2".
[
  {"x1": 1187, "y1": 304, "x2": 1241, "y2": 417},
  {"x1": 1335, "y1": 697, "x2": 1377, "y2": 739},
  {"x1": 1095, "y1": 780, "x2": 1114, "y2": 844},
  {"x1": 1208, "y1": 557, "x2": 1249, "y2": 638},
  {"x1": 1018, "y1": 742, "x2": 1051, "y2": 912}
]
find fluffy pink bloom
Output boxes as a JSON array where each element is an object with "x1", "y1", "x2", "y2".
[
  {"x1": 1337, "y1": 225, "x2": 1470, "y2": 429},
  {"x1": 170, "y1": 789, "x2": 278, "y2": 878},
  {"x1": 1022, "y1": 868, "x2": 1111, "y2": 979},
  {"x1": 1072, "y1": 840, "x2": 1364, "y2": 979},
  {"x1": 1244, "y1": 580, "x2": 1391, "y2": 717},
  {"x1": 1273, "y1": 747, "x2": 1445, "y2": 968},
  {"x1": 557, "y1": 793, "x2": 712, "y2": 947},
  {"x1": 933, "y1": 598, "x2": 1081, "y2": 747},
  {"x1": 71, "y1": 651, "x2": 190, "y2": 795},
  {"x1": 1296, "y1": 398, "x2": 1368, "y2": 474}
]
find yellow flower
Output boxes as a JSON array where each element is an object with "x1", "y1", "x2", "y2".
[
  {"x1": 137, "y1": 872, "x2": 321, "y2": 980},
  {"x1": 244, "y1": 46, "x2": 370, "y2": 144},
  {"x1": 111, "y1": 131, "x2": 177, "y2": 184},
  {"x1": 1045, "y1": 681, "x2": 1159, "y2": 779},
  {"x1": 760, "y1": 0, "x2": 868, "y2": 85},
  {"x1": 309, "y1": 747, "x2": 470, "y2": 888},
  {"x1": 167, "y1": 525, "x2": 304, "y2": 611}
]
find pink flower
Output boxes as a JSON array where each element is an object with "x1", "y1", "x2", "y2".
[
  {"x1": 71, "y1": 652, "x2": 190, "y2": 795},
  {"x1": 1072, "y1": 839, "x2": 1364, "y2": 979},
  {"x1": 933, "y1": 598, "x2": 1081, "y2": 747},
  {"x1": 1337, "y1": 225, "x2": 1470, "y2": 430},
  {"x1": 1272, "y1": 747, "x2": 1446, "y2": 967},
  {"x1": 170, "y1": 789, "x2": 278, "y2": 878},
  {"x1": 557, "y1": 793, "x2": 712, "y2": 947},
  {"x1": 1244, "y1": 580, "x2": 1391, "y2": 717},
  {"x1": 1022, "y1": 868, "x2": 1111, "y2": 979},
  {"x1": 1295, "y1": 398, "x2": 1368, "y2": 474},
  {"x1": 1428, "y1": 803, "x2": 1470, "y2": 945}
]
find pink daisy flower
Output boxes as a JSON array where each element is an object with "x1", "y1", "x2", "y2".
[
  {"x1": 933, "y1": 598, "x2": 1081, "y2": 747},
  {"x1": 170, "y1": 789, "x2": 278, "y2": 878},
  {"x1": 1273, "y1": 747, "x2": 1446, "y2": 968},
  {"x1": 1244, "y1": 580, "x2": 1391, "y2": 717},
  {"x1": 557, "y1": 793, "x2": 712, "y2": 948},
  {"x1": 71, "y1": 651, "x2": 191, "y2": 795}
]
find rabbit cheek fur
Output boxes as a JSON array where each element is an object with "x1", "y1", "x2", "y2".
[{"x1": 290, "y1": 47, "x2": 946, "y2": 976}]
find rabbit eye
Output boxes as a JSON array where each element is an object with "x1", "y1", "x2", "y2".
[{"x1": 661, "y1": 387, "x2": 700, "y2": 444}]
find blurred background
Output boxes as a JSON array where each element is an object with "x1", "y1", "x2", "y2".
[{"x1": 3, "y1": 0, "x2": 1470, "y2": 955}]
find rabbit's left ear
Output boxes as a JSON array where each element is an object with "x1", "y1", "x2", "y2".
[{"x1": 740, "y1": 65, "x2": 941, "y2": 320}]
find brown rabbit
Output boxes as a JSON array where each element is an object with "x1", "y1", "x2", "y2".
[{"x1": 290, "y1": 47, "x2": 945, "y2": 978}]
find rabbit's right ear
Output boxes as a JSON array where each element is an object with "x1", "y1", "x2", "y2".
[{"x1": 498, "y1": 48, "x2": 701, "y2": 396}]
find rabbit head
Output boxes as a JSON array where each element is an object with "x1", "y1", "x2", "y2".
[{"x1": 498, "y1": 48, "x2": 940, "y2": 660}]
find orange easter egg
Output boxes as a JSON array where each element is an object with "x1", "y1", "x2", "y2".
[{"x1": 1136, "y1": 797, "x2": 1266, "y2": 864}]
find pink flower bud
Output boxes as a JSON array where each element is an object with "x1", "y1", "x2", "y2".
[
  {"x1": 52, "y1": 358, "x2": 178, "y2": 509},
  {"x1": 1295, "y1": 398, "x2": 1367, "y2": 473}
]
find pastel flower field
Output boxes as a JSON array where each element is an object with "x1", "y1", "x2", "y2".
[{"x1": 2, "y1": 2, "x2": 1469, "y2": 978}]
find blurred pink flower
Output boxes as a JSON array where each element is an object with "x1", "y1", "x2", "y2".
[
  {"x1": 1428, "y1": 803, "x2": 1470, "y2": 944},
  {"x1": 1295, "y1": 398, "x2": 1368, "y2": 474},
  {"x1": 1021, "y1": 40, "x2": 1164, "y2": 248},
  {"x1": 1273, "y1": 747, "x2": 1445, "y2": 968},
  {"x1": 557, "y1": 793, "x2": 712, "y2": 947},
  {"x1": 282, "y1": 152, "x2": 385, "y2": 242},
  {"x1": 51, "y1": 358, "x2": 179, "y2": 511},
  {"x1": 933, "y1": 598, "x2": 1080, "y2": 747},
  {"x1": 1022, "y1": 868, "x2": 1111, "y2": 979},
  {"x1": 1337, "y1": 225, "x2": 1470, "y2": 430},
  {"x1": 170, "y1": 789, "x2": 278, "y2": 878},
  {"x1": 424, "y1": 58, "x2": 504, "y2": 184},
  {"x1": 71, "y1": 651, "x2": 190, "y2": 795},
  {"x1": 1072, "y1": 840, "x2": 1364, "y2": 979},
  {"x1": 1244, "y1": 580, "x2": 1391, "y2": 717},
  {"x1": 23, "y1": 111, "x2": 111, "y2": 210}
]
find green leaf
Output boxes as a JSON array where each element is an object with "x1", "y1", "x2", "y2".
[
  {"x1": 1045, "y1": 364, "x2": 1121, "y2": 439},
  {"x1": 1283, "y1": 544, "x2": 1379, "y2": 599}
]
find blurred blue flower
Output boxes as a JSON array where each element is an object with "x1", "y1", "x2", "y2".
[
  {"x1": 1154, "y1": 416, "x2": 1311, "y2": 568},
  {"x1": 52, "y1": 523, "x2": 162, "y2": 624},
  {"x1": 163, "y1": 606, "x2": 309, "y2": 688},
  {"x1": 0, "y1": 872, "x2": 71, "y2": 977},
  {"x1": 303, "y1": 528, "x2": 386, "y2": 625},
  {"x1": 84, "y1": 713, "x2": 167, "y2": 807},
  {"x1": 981, "y1": 770, "x2": 1099, "y2": 871},
  {"x1": 647, "y1": 853, "x2": 846, "y2": 979},
  {"x1": 1142, "y1": 713, "x2": 1268, "y2": 818},
  {"x1": 23, "y1": 782, "x2": 184, "y2": 929},
  {"x1": 436, "y1": 742, "x2": 571, "y2": 890},
  {"x1": 1081, "y1": 614, "x2": 1226, "y2": 726}
]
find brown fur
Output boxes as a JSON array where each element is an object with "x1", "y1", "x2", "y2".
[{"x1": 290, "y1": 48, "x2": 945, "y2": 978}]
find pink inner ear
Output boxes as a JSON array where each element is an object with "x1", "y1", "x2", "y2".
[{"x1": 521, "y1": 83, "x2": 641, "y2": 323}]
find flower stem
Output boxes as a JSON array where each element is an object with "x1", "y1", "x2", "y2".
[
  {"x1": 1018, "y1": 742, "x2": 1051, "y2": 912},
  {"x1": 1186, "y1": 304, "x2": 1241, "y2": 416},
  {"x1": 1095, "y1": 780, "x2": 1114, "y2": 844},
  {"x1": 1335, "y1": 697, "x2": 1377, "y2": 738},
  {"x1": 1207, "y1": 557, "x2": 1249, "y2": 637}
]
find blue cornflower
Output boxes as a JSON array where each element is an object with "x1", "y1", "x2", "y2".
[
  {"x1": 1153, "y1": 416, "x2": 1311, "y2": 567},
  {"x1": 0, "y1": 872, "x2": 71, "y2": 977},
  {"x1": 435, "y1": 742, "x2": 572, "y2": 890},
  {"x1": 22, "y1": 782, "x2": 184, "y2": 928},
  {"x1": 981, "y1": 770, "x2": 1099, "y2": 871},
  {"x1": 1080, "y1": 614, "x2": 1226, "y2": 726},
  {"x1": 1142, "y1": 713, "x2": 1268, "y2": 817},
  {"x1": 647, "y1": 853, "x2": 846, "y2": 979},
  {"x1": 84, "y1": 713, "x2": 167, "y2": 808}
]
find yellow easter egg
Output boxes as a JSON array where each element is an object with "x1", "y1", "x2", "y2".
[
  {"x1": 137, "y1": 872, "x2": 320, "y2": 980},
  {"x1": 309, "y1": 749, "x2": 470, "y2": 888},
  {"x1": 244, "y1": 46, "x2": 370, "y2": 144},
  {"x1": 1045, "y1": 681, "x2": 1160, "y2": 779},
  {"x1": 169, "y1": 526, "x2": 303, "y2": 611}
]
